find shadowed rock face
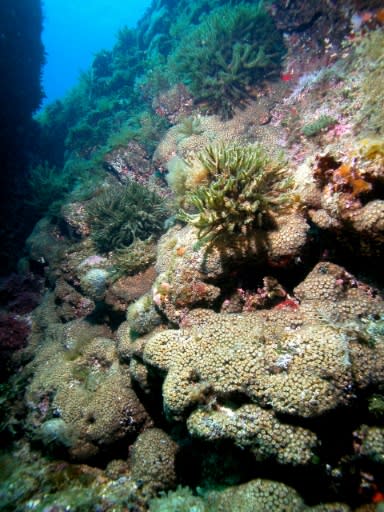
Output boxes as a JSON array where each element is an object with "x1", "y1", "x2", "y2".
[{"x1": 0, "y1": 0, "x2": 45, "y2": 273}]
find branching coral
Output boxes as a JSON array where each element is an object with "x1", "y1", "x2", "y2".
[
  {"x1": 178, "y1": 144, "x2": 294, "y2": 243},
  {"x1": 86, "y1": 181, "x2": 169, "y2": 253},
  {"x1": 169, "y1": 2, "x2": 285, "y2": 119}
]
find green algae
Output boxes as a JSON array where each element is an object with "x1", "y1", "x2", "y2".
[
  {"x1": 355, "y1": 29, "x2": 384, "y2": 135},
  {"x1": 169, "y1": 2, "x2": 285, "y2": 119},
  {"x1": 178, "y1": 143, "x2": 294, "y2": 243},
  {"x1": 301, "y1": 115, "x2": 337, "y2": 137},
  {"x1": 86, "y1": 180, "x2": 169, "y2": 253},
  {"x1": 112, "y1": 237, "x2": 157, "y2": 279}
]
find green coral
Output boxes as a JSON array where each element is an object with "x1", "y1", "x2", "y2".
[
  {"x1": 178, "y1": 144, "x2": 294, "y2": 243},
  {"x1": 169, "y1": 2, "x2": 285, "y2": 119},
  {"x1": 149, "y1": 486, "x2": 207, "y2": 512},
  {"x1": 149, "y1": 480, "x2": 305, "y2": 512},
  {"x1": 86, "y1": 181, "x2": 169, "y2": 253},
  {"x1": 368, "y1": 394, "x2": 384, "y2": 418}
]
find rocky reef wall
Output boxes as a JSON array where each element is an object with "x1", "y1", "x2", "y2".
[{"x1": 0, "y1": 0, "x2": 44, "y2": 273}]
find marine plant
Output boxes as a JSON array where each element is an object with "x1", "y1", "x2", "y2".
[
  {"x1": 65, "y1": 120, "x2": 104, "y2": 154},
  {"x1": 106, "y1": 111, "x2": 170, "y2": 155},
  {"x1": 135, "y1": 112, "x2": 170, "y2": 153},
  {"x1": 169, "y1": 2, "x2": 286, "y2": 118},
  {"x1": 178, "y1": 144, "x2": 294, "y2": 243},
  {"x1": 86, "y1": 181, "x2": 169, "y2": 253}
]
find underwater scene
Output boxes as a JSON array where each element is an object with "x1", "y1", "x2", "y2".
[{"x1": 1, "y1": 0, "x2": 384, "y2": 510}]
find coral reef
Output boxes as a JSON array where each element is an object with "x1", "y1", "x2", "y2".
[
  {"x1": 0, "y1": 312, "x2": 31, "y2": 379},
  {"x1": 105, "y1": 264, "x2": 157, "y2": 313},
  {"x1": 0, "y1": 272, "x2": 43, "y2": 315},
  {"x1": 25, "y1": 318, "x2": 153, "y2": 461},
  {"x1": 2, "y1": 1, "x2": 384, "y2": 510},
  {"x1": 297, "y1": 144, "x2": 384, "y2": 261},
  {"x1": 187, "y1": 404, "x2": 318, "y2": 465},
  {"x1": 127, "y1": 262, "x2": 384, "y2": 474},
  {"x1": 354, "y1": 29, "x2": 384, "y2": 135},
  {"x1": 144, "y1": 211, "x2": 308, "y2": 325},
  {"x1": 150, "y1": 479, "x2": 307, "y2": 511},
  {"x1": 130, "y1": 428, "x2": 178, "y2": 495},
  {"x1": 111, "y1": 238, "x2": 157, "y2": 278},
  {"x1": 126, "y1": 293, "x2": 163, "y2": 335}
]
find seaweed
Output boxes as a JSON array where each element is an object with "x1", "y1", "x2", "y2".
[
  {"x1": 301, "y1": 115, "x2": 337, "y2": 137},
  {"x1": 178, "y1": 144, "x2": 294, "y2": 243},
  {"x1": 169, "y1": 2, "x2": 285, "y2": 118},
  {"x1": 355, "y1": 29, "x2": 384, "y2": 135},
  {"x1": 86, "y1": 181, "x2": 170, "y2": 253}
]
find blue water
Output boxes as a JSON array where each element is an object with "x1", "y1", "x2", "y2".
[{"x1": 41, "y1": 0, "x2": 152, "y2": 105}]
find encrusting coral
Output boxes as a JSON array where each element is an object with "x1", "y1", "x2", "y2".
[
  {"x1": 5, "y1": 1, "x2": 384, "y2": 509},
  {"x1": 354, "y1": 28, "x2": 384, "y2": 135},
  {"x1": 128, "y1": 262, "x2": 384, "y2": 467},
  {"x1": 142, "y1": 204, "x2": 308, "y2": 325},
  {"x1": 130, "y1": 428, "x2": 179, "y2": 495},
  {"x1": 296, "y1": 140, "x2": 384, "y2": 259},
  {"x1": 149, "y1": 479, "x2": 307, "y2": 512},
  {"x1": 25, "y1": 318, "x2": 153, "y2": 461}
]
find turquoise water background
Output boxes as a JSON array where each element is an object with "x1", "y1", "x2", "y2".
[{"x1": 42, "y1": 0, "x2": 152, "y2": 105}]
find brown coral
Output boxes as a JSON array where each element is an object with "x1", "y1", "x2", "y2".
[
  {"x1": 25, "y1": 317, "x2": 152, "y2": 461},
  {"x1": 130, "y1": 428, "x2": 178, "y2": 494}
]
